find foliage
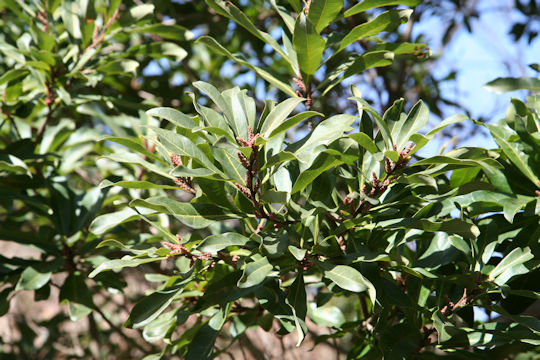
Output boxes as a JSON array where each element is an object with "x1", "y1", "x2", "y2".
[
  {"x1": 0, "y1": 0, "x2": 191, "y2": 357},
  {"x1": 1, "y1": 0, "x2": 539, "y2": 359}
]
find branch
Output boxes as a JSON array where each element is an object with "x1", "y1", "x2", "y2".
[
  {"x1": 353, "y1": 143, "x2": 414, "y2": 217},
  {"x1": 85, "y1": 9, "x2": 120, "y2": 53}
]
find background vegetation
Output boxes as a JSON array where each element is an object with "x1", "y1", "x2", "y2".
[{"x1": 0, "y1": 0, "x2": 539, "y2": 359}]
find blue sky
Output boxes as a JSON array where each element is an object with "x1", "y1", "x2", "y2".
[{"x1": 412, "y1": 0, "x2": 539, "y2": 154}]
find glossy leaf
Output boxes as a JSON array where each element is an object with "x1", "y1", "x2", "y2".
[
  {"x1": 268, "y1": 111, "x2": 323, "y2": 138},
  {"x1": 197, "y1": 36, "x2": 297, "y2": 97},
  {"x1": 205, "y1": 0, "x2": 294, "y2": 68},
  {"x1": 484, "y1": 77, "x2": 540, "y2": 94},
  {"x1": 186, "y1": 305, "x2": 229, "y2": 360},
  {"x1": 150, "y1": 127, "x2": 223, "y2": 175},
  {"x1": 308, "y1": 0, "x2": 344, "y2": 33},
  {"x1": 89, "y1": 255, "x2": 167, "y2": 278},
  {"x1": 237, "y1": 257, "x2": 274, "y2": 288},
  {"x1": 337, "y1": 9, "x2": 412, "y2": 54},
  {"x1": 16, "y1": 267, "x2": 51, "y2": 290},
  {"x1": 146, "y1": 107, "x2": 197, "y2": 130},
  {"x1": 130, "y1": 197, "x2": 241, "y2": 229},
  {"x1": 293, "y1": 13, "x2": 326, "y2": 80},
  {"x1": 90, "y1": 207, "x2": 154, "y2": 235},
  {"x1": 488, "y1": 124, "x2": 540, "y2": 185},
  {"x1": 126, "y1": 286, "x2": 184, "y2": 328},
  {"x1": 260, "y1": 97, "x2": 305, "y2": 136},
  {"x1": 292, "y1": 152, "x2": 342, "y2": 194},
  {"x1": 489, "y1": 247, "x2": 534, "y2": 286},
  {"x1": 344, "y1": 0, "x2": 421, "y2": 17},
  {"x1": 319, "y1": 262, "x2": 375, "y2": 295},
  {"x1": 197, "y1": 233, "x2": 250, "y2": 253}
]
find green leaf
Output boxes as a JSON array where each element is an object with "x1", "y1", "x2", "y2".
[
  {"x1": 293, "y1": 114, "x2": 356, "y2": 169},
  {"x1": 125, "y1": 286, "x2": 183, "y2": 329},
  {"x1": 142, "y1": 311, "x2": 176, "y2": 342},
  {"x1": 130, "y1": 24, "x2": 193, "y2": 41},
  {"x1": 270, "y1": 0, "x2": 295, "y2": 33},
  {"x1": 432, "y1": 310, "x2": 452, "y2": 343},
  {"x1": 90, "y1": 207, "x2": 154, "y2": 235},
  {"x1": 127, "y1": 3, "x2": 154, "y2": 21},
  {"x1": 393, "y1": 100, "x2": 430, "y2": 150},
  {"x1": 147, "y1": 107, "x2": 197, "y2": 130},
  {"x1": 261, "y1": 189, "x2": 289, "y2": 204},
  {"x1": 308, "y1": 303, "x2": 346, "y2": 328},
  {"x1": 59, "y1": 272, "x2": 95, "y2": 320},
  {"x1": 425, "y1": 114, "x2": 468, "y2": 138},
  {"x1": 375, "y1": 218, "x2": 480, "y2": 240},
  {"x1": 319, "y1": 262, "x2": 375, "y2": 296},
  {"x1": 39, "y1": 119, "x2": 75, "y2": 154},
  {"x1": 288, "y1": 246, "x2": 307, "y2": 261},
  {"x1": 369, "y1": 42, "x2": 431, "y2": 63},
  {"x1": 237, "y1": 257, "x2": 274, "y2": 288},
  {"x1": 293, "y1": 13, "x2": 326, "y2": 80},
  {"x1": 171, "y1": 166, "x2": 218, "y2": 179},
  {"x1": 292, "y1": 152, "x2": 342, "y2": 194},
  {"x1": 344, "y1": 0, "x2": 421, "y2": 17},
  {"x1": 0, "y1": 68, "x2": 29, "y2": 85},
  {"x1": 350, "y1": 96, "x2": 393, "y2": 149},
  {"x1": 197, "y1": 233, "x2": 250, "y2": 253},
  {"x1": 137, "y1": 214, "x2": 180, "y2": 245},
  {"x1": 212, "y1": 145, "x2": 247, "y2": 184},
  {"x1": 205, "y1": 0, "x2": 294, "y2": 69},
  {"x1": 104, "y1": 151, "x2": 173, "y2": 179},
  {"x1": 196, "y1": 36, "x2": 297, "y2": 97},
  {"x1": 129, "y1": 42, "x2": 187, "y2": 62},
  {"x1": 484, "y1": 77, "x2": 540, "y2": 94},
  {"x1": 16, "y1": 267, "x2": 51, "y2": 290},
  {"x1": 193, "y1": 81, "x2": 235, "y2": 131},
  {"x1": 150, "y1": 127, "x2": 222, "y2": 175},
  {"x1": 261, "y1": 151, "x2": 297, "y2": 171},
  {"x1": 186, "y1": 305, "x2": 229, "y2": 360},
  {"x1": 61, "y1": 1, "x2": 82, "y2": 39},
  {"x1": 287, "y1": 271, "x2": 307, "y2": 346},
  {"x1": 130, "y1": 197, "x2": 241, "y2": 229},
  {"x1": 260, "y1": 97, "x2": 305, "y2": 137},
  {"x1": 488, "y1": 124, "x2": 540, "y2": 186},
  {"x1": 221, "y1": 87, "x2": 250, "y2": 140},
  {"x1": 337, "y1": 9, "x2": 412, "y2": 54},
  {"x1": 268, "y1": 111, "x2": 323, "y2": 138},
  {"x1": 489, "y1": 247, "x2": 534, "y2": 286},
  {"x1": 97, "y1": 59, "x2": 139, "y2": 75},
  {"x1": 287, "y1": 272, "x2": 307, "y2": 320},
  {"x1": 349, "y1": 52, "x2": 396, "y2": 80},
  {"x1": 0, "y1": 154, "x2": 32, "y2": 177},
  {"x1": 99, "y1": 179, "x2": 179, "y2": 190},
  {"x1": 308, "y1": 0, "x2": 344, "y2": 33},
  {"x1": 89, "y1": 255, "x2": 167, "y2": 278},
  {"x1": 349, "y1": 133, "x2": 379, "y2": 153},
  {"x1": 412, "y1": 155, "x2": 502, "y2": 169}
]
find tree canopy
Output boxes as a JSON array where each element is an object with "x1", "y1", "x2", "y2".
[{"x1": 0, "y1": 1, "x2": 539, "y2": 359}]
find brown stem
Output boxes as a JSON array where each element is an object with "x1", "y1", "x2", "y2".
[
  {"x1": 36, "y1": 68, "x2": 57, "y2": 143},
  {"x1": 85, "y1": 9, "x2": 120, "y2": 53},
  {"x1": 353, "y1": 143, "x2": 413, "y2": 217}
]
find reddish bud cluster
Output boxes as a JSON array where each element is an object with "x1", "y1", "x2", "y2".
[
  {"x1": 170, "y1": 153, "x2": 196, "y2": 194},
  {"x1": 163, "y1": 241, "x2": 213, "y2": 268},
  {"x1": 170, "y1": 153, "x2": 182, "y2": 167},
  {"x1": 354, "y1": 142, "x2": 415, "y2": 215},
  {"x1": 293, "y1": 76, "x2": 306, "y2": 93}
]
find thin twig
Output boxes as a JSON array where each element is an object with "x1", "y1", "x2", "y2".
[{"x1": 85, "y1": 9, "x2": 120, "y2": 53}]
